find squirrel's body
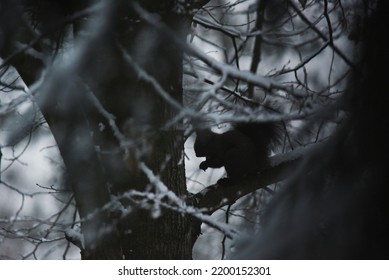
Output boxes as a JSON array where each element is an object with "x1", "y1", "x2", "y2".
[{"x1": 194, "y1": 122, "x2": 279, "y2": 181}]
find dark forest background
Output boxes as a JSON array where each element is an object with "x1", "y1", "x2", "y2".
[{"x1": 0, "y1": 0, "x2": 388, "y2": 259}]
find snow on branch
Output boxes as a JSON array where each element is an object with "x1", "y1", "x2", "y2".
[
  {"x1": 138, "y1": 162, "x2": 239, "y2": 239},
  {"x1": 66, "y1": 160, "x2": 239, "y2": 244}
]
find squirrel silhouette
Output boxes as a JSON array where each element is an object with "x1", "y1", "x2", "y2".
[{"x1": 194, "y1": 122, "x2": 280, "y2": 184}]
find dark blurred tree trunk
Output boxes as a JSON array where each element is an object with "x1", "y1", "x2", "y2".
[
  {"x1": 1, "y1": 1, "x2": 198, "y2": 259},
  {"x1": 237, "y1": 0, "x2": 389, "y2": 259}
]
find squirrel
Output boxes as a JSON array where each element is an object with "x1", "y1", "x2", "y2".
[{"x1": 194, "y1": 122, "x2": 280, "y2": 184}]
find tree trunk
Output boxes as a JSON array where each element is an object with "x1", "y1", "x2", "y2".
[{"x1": 63, "y1": 2, "x2": 193, "y2": 259}]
